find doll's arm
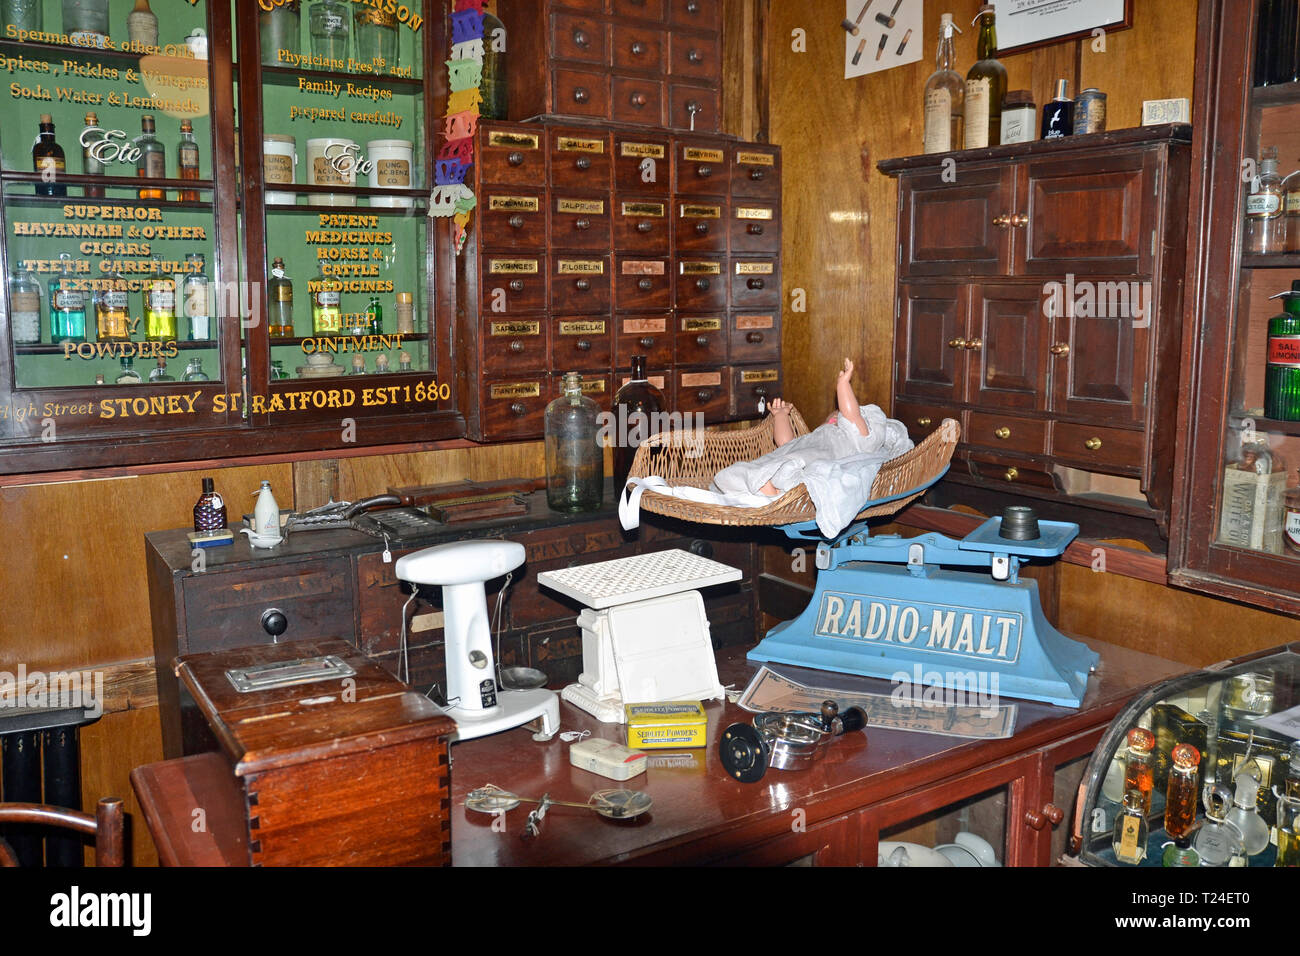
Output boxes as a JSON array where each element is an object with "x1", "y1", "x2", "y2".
[
  {"x1": 836, "y1": 359, "x2": 869, "y2": 437},
  {"x1": 770, "y1": 398, "x2": 795, "y2": 447}
]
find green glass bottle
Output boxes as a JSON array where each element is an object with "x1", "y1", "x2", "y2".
[
  {"x1": 964, "y1": 4, "x2": 1007, "y2": 149},
  {"x1": 1266, "y1": 280, "x2": 1300, "y2": 421}
]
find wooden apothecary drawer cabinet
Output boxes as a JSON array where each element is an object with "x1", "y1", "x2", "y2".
[{"x1": 880, "y1": 125, "x2": 1191, "y2": 533}]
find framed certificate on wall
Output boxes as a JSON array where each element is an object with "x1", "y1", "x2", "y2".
[{"x1": 997, "y1": 0, "x2": 1133, "y2": 55}]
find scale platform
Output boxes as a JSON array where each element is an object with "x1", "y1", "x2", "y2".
[{"x1": 538, "y1": 549, "x2": 740, "y2": 722}]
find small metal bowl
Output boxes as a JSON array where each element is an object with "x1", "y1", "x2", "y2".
[{"x1": 499, "y1": 666, "x2": 548, "y2": 690}]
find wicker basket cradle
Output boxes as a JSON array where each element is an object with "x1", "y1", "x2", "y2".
[{"x1": 625, "y1": 408, "x2": 961, "y2": 528}]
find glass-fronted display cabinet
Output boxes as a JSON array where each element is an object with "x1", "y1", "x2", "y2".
[{"x1": 1074, "y1": 643, "x2": 1299, "y2": 867}]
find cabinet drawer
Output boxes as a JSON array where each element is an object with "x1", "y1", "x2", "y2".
[
  {"x1": 676, "y1": 314, "x2": 727, "y2": 366},
  {"x1": 481, "y1": 379, "x2": 548, "y2": 440},
  {"x1": 611, "y1": 74, "x2": 665, "y2": 124},
  {"x1": 676, "y1": 368, "x2": 730, "y2": 421},
  {"x1": 617, "y1": 367, "x2": 673, "y2": 397},
  {"x1": 482, "y1": 256, "x2": 547, "y2": 314},
  {"x1": 730, "y1": 202, "x2": 779, "y2": 253},
  {"x1": 1050, "y1": 422, "x2": 1144, "y2": 470},
  {"x1": 675, "y1": 141, "x2": 728, "y2": 195},
  {"x1": 892, "y1": 400, "x2": 959, "y2": 444},
  {"x1": 612, "y1": 24, "x2": 666, "y2": 74},
  {"x1": 669, "y1": 0, "x2": 719, "y2": 28},
  {"x1": 729, "y1": 310, "x2": 779, "y2": 363},
  {"x1": 552, "y1": 12, "x2": 607, "y2": 64},
  {"x1": 669, "y1": 30, "x2": 720, "y2": 81},
  {"x1": 676, "y1": 258, "x2": 727, "y2": 310},
  {"x1": 550, "y1": 369, "x2": 613, "y2": 411},
  {"x1": 616, "y1": 314, "x2": 674, "y2": 367},
  {"x1": 483, "y1": 317, "x2": 548, "y2": 373},
  {"x1": 670, "y1": 84, "x2": 719, "y2": 133},
  {"x1": 478, "y1": 125, "x2": 544, "y2": 186},
  {"x1": 511, "y1": 526, "x2": 634, "y2": 626},
  {"x1": 612, "y1": 0, "x2": 665, "y2": 19},
  {"x1": 968, "y1": 453, "x2": 1059, "y2": 490},
  {"x1": 554, "y1": 68, "x2": 610, "y2": 118},
  {"x1": 674, "y1": 199, "x2": 726, "y2": 251},
  {"x1": 549, "y1": 128, "x2": 612, "y2": 190},
  {"x1": 730, "y1": 146, "x2": 780, "y2": 198},
  {"x1": 554, "y1": 0, "x2": 605, "y2": 13},
  {"x1": 730, "y1": 258, "x2": 779, "y2": 308},
  {"x1": 615, "y1": 256, "x2": 671, "y2": 310},
  {"x1": 967, "y1": 411, "x2": 1046, "y2": 455},
  {"x1": 480, "y1": 190, "x2": 547, "y2": 248},
  {"x1": 552, "y1": 316, "x2": 613, "y2": 368},
  {"x1": 613, "y1": 197, "x2": 670, "y2": 250},
  {"x1": 552, "y1": 194, "x2": 611, "y2": 250},
  {"x1": 551, "y1": 256, "x2": 611, "y2": 313},
  {"x1": 181, "y1": 558, "x2": 354, "y2": 653},
  {"x1": 732, "y1": 364, "x2": 781, "y2": 418},
  {"x1": 614, "y1": 134, "x2": 671, "y2": 192}
]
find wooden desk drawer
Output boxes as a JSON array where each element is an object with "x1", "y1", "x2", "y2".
[
  {"x1": 676, "y1": 141, "x2": 728, "y2": 195},
  {"x1": 967, "y1": 411, "x2": 1046, "y2": 455},
  {"x1": 553, "y1": 315, "x2": 613, "y2": 368},
  {"x1": 483, "y1": 317, "x2": 548, "y2": 372},
  {"x1": 612, "y1": 23, "x2": 666, "y2": 74},
  {"x1": 550, "y1": 370, "x2": 613, "y2": 411},
  {"x1": 670, "y1": 84, "x2": 719, "y2": 133},
  {"x1": 677, "y1": 314, "x2": 727, "y2": 366},
  {"x1": 478, "y1": 125, "x2": 544, "y2": 186},
  {"x1": 613, "y1": 0, "x2": 666, "y2": 20},
  {"x1": 730, "y1": 146, "x2": 780, "y2": 198},
  {"x1": 669, "y1": 0, "x2": 719, "y2": 28},
  {"x1": 549, "y1": 128, "x2": 612, "y2": 190},
  {"x1": 616, "y1": 314, "x2": 674, "y2": 367},
  {"x1": 554, "y1": 68, "x2": 610, "y2": 118},
  {"x1": 1050, "y1": 422, "x2": 1143, "y2": 470},
  {"x1": 674, "y1": 199, "x2": 727, "y2": 251},
  {"x1": 669, "y1": 30, "x2": 720, "y2": 81},
  {"x1": 613, "y1": 197, "x2": 670, "y2": 250},
  {"x1": 615, "y1": 256, "x2": 671, "y2": 310},
  {"x1": 614, "y1": 134, "x2": 671, "y2": 192},
  {"x1": 968, "y1": 453, "x2": 1059, "y2": 490},
  {"x1": 730, "y1": 203, "x2": 779, "y2": 253},
  {"x1": 729, "y1": 311, "x2": 779, "y2": 363},
  {"x1": 551, "y1": 256, "x2": 610, "y2": 313},
  {"x1": 552, "y1": 12, "x2": 607, "y2": 64},
  {"x1": 730, "y1": 257, "x2": 779, "y2": 308},
  {"x1": 554, "y1": 0, "x2": 605, "y2": 11},
  {"x1": 481, "y1": 379, "x2": 548, "y2": 440},
  {"x1": 892, "y1": 400, "x2": 959, "y2": 444},
  {"x1": 181, "y1": 558, "x2": 354, "y2": 653},
  {"x1": 611, "y1": 74, "x2": 665, "y2": 124},
  {"x1": 482, "y1": 256, "x2": 546, "y2": 314},
  {"x1": 731, "y1": 364, "x2": 781, "y2": 418},
  {"x1": 480, "y1": 190, "x2": 546, "y2": 248},
  {"x1": 676, "y1": 368, "x2": 730, "y2": 420},
  {"x1": 552, "y1": 195, "x2": 611, "y2": 251},
  {"x1": 676, "y1": 258, "x2": 727, "y2": 310}
]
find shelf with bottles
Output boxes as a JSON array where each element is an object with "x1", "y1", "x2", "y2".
[
  {"x1": 259, "y1": 63, "x2": 423, "y2": 92},
  {"x1": 252, "y1": 0, "x2": 424, "y2": 82},
  {"x1": 0, "y1": 0, "x2": 211, "y2": 61},
  {"x1": 259, "y1": 183, "x2": 428, "y2": 209}
]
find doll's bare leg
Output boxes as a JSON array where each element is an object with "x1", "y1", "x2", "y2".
[
  {"x1": 836, "y1": 358, "x2": 869, "y2": 437},
  {"x1": 770, "y1": 397, "x2": 795, "y2": 447}
]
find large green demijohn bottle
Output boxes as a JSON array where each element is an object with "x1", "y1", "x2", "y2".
[{"x1": 1266, "y1": 280, "x2": 1300, "y2": 421}]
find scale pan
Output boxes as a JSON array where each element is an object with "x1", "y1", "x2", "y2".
[
  {"x1": 465, "y1": 786, "x2": 522, "y2": 814},
  {"x1": 592, "y1": 789, "x2": 653, "y2": 819}
]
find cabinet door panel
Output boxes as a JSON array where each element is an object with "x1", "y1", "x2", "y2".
[
  {"x1": 896, "y1": 284, "x2": 967, "y2": 402},
  {"x1": 969, "y1": 284, "x2": 1048, "y2": 411},
  {"x1": 1048, "y1": 280, "x2": 1148, "y2": 421},
  {"x1": 899, "y1": 167, "x2": 1013, "y2": 277}
]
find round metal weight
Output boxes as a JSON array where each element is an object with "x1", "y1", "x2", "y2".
[{"x1": 720, "y1": 722, "x2": 770, "y2": 783}]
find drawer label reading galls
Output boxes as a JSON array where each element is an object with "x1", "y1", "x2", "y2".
[{"x1": 556, "y1": 137, "x2": 604, "y2": 153}]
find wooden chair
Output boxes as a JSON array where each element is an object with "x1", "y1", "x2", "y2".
[{"x1": 0, "y1": 797, "x2": 125, "y2": 867}]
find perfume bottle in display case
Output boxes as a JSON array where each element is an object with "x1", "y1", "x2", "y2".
[
  {"x1": 1111, "y1": 789, "x2": 1148, "y2": 865},
  {"x1": 1123, "y1": 727, "x2": 1156, "y2": 814},
  {"x1": 1275, "y1": 790, "x2": 1299, "y2": 867},
  {"x1": 1163, "y1": 743, "x2": 1201, "y2": 842},
  {"x1": 1196, "y1": 782, "x2": 1247, "y2": 866}
]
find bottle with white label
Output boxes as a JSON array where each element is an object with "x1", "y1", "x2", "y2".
[
  {"x1": 49, "y1": 253, "x2": 86, "y2": 343},
  {"x1": 182, "y1": 253, "x2": 210, "y2": 341},
  {"x1": 93, "y1": 265, "x2": 129, "y2": 343},
  {"x1": 9, "y1": 264, "x2": 41, "y2": 345},
  {"x1": 1246, "y1": 146, "x2": 1286, "y2": 255},
  {"x1": 311, "y1": 257, "x2": 341, "y2": 335},
  {"x1": 963, "y1": 4, "x2": 1006, "y2": 149},
  {"x1": 144, "y1": 257, "x2": 177, "y2": 341},
  {"x1": 922, "y1": 13, "x2": 963, "y2": 154}
]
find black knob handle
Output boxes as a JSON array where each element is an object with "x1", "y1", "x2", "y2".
[
  {"x1": 575, "y1": 278, "x2": 591, "y2": 291},
  {"x1": 696, "y1": 164, "x2": 712, "y2": 177},
  {"x1": 575, "y1": 156, "x2": 591, "y2": 170},
  {"x1": 748, "y1": 223, "x2": 764, "y2": 235},
  {"x1": 573, "y1": 29, "x2": 589, "y2": 47},
  {"x1": 508, "y1": 214, "x2": 524, "y2": 228},
  {"x1": 631, "y1": 41, "x2": 647, "y2": 55},
  {"x1": 688, "y1": 48, "x2": 703, "y2": 64},
  {"x1": 838, "y1": 706, "x2": 868, "y2": 734},
  {"x1": 687, "y1": 538, "x2": 714, "y2": 559},
  {"x1": 696, "y1": 389, "x2": 713, "y2": 402},
  {"x1": 261, "y1": 608, "x2": 288, "y2": 638},
  {"x1": 508, "y1": 151, "x2": 524, "y2": 166},
  {"x1": 695, "y1": 335, "x2": 709, "y2": 346},
  {"x1": 575, "y1": 218, "x2": 592, "y2": 230},
  {"x1": 638, "y1": 336, "x2": 655, "y2": 348},
  {"x1": 509, "y1": 340, "x2": 525, "y2": 352},
  {"x1": 746, "y1": 331, "x2": 764, "y2": 344},
  {"x1": 573, "y1": 87, "x2": 590, "y2": 103},
  {"x1": 747, "y1": 278, "x2": 765, "y2": 290},
  {"x1": 637, "y1": 278, "x2": 653, "y2": 291},
  {"x1": 509, "y1": 279, "x2": 525, "y2": 292},
  {"x1": 687, "y1": 0, "x2": 700, "y2": 12},
  {"x1": 630, "y1": 92, "x2": 647, "y2": 108},
  {"x1": 576, "y1": 339, "x2": 592, "y2": 351},
  {"x1": 510, "y1": 402, "x2": 526, "y2": 416},
  {"x1": 695, "y1": 278, "x2": 710, "y2": 290},
  {"x1": 820, "y1": 700, "x2": 839, "y2": 729},
  {"x1": 636, "y1": 221, "x2": 653, "y2": 233},
  {"x1": 750, "y1": 168, "x2": 765, "y2": 180},
  {"x1": 753, "y1": 385, "x2": 768, "y2": 397},
  {"x1": 695, "y1": 222, "x2": 709, "y2": 234}
]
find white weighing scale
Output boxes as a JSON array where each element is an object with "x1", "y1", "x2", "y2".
[{"x1": 538, "y1": 549, "x2": 741, "y2": 722}]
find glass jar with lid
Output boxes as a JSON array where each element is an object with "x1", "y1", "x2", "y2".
[{"x1": 354, "y1": 4, "x2": 398, "y2": 72}]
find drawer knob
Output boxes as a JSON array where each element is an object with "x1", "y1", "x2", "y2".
[
  {"x1": 695, "y1": 334, "x2": 710, "y2": 346},
  {"x1": 746, "y1": 331, "x2": 764, "y2": 344},
  {"x1": 573, "y1": 28, "x2": 590, "y2": 47},
  {"x1": 695, "y1": 222, "x2": 710, "y2": 235},
  {"x1": 575, "y1": 156, "x2": 591, "y2": 170},
  {"x1": 750, "y1": 168, "x2": 765, "y2": 180},
  {"x1": 509, "y1": 340, "x2": 525, "y2": 352},
  {"x1": 964, "y1": 338, "x2": 982, "y2": 351},
  {"x1": 573, "y1": 86, "x2": 590, "y2": 103},
  {"x1": 510, "y1": 402, "x2": 527, "y2": 416},
  {"x1": 1084, "y1": 437, "x2": 1103, "y2": 450},
  {"x1": 687, "y1": 538, "x2": 714, "y2": 559},
  {"x1": 994, "y1": 426, "x2": 1011, "y2": 440},
  {"x1": 686, "y1": 1, "x2": 700, "y2": 13},
  {"x1": 1024, "y1": 803, "x2": 1065, "y2": 831},
  {"x1": 696, "y1": 389, "x2": 713, "y2": 402},
  {"x1": 747, "y1": 278, "x2": 765, "y2": 290},
  {"x1": 917, "y1": 416, "x2": 932, "y2": 428},
  {"x1": 696, "y1": 164, "x2": 713, "y2": 177},
  {"x1": 509, "y1": 279, "x2": 525, "y2": 292},
  {"x1": 748, "y1": 223, "x2": 764, "y2": 235},
  {"x1": 948, "y1": 338, "x2": 967, "y2": 349},
  {"x1": 1049, "y1": 342, "x2": 1070, "y2": 356},
  {"x1": 576, "y1": 339, "x2": 592, "y2": 351},
  {"x1": 688, "y1": 48, "x2": 703, "y2": 64},
  {"x1": 575, "y1": 278, "x2": 591, "y2": 291},
  {"x1": 1004, "y1": 467, "x2": 1019, "y2": 482},
  {"x1": 1011, "y1": 212, "x2": 1029, "y2": 228},
  {"x1": 753, "y1": 385, "x2": 769, "y2": 397},
  {"x1": 638, "y1": 278, "x2": 653, "y2": 291},
  {"x1": 508, "y1": 214, "x2": 525, "y2": 229},
  {"x1": 630, "y1": 92, "x2": 648, "y2": 108},
  {"x1": 261, "y1": 608, "x2": 288, "y2": 640},
  {"x1": 695, "y1": 278, "x2": 711, "y2": 291},
  {"x1": 636, "y1": 221, "x2": 653, "y2": 233},
  {"x1": 631, "y1": 41, "x2": 647, "y2": 55},
  {"x1": 639, "y1": 336, "x2": 656, "y2": 348},
  {"x1": 993, "y1": 213, "x2": 1011, "y2": 228},
  {"x1": 575, "y1": 218, "x2": 592, "y2": 230},
  {"x1": 507, "y1": 151, "x2": 524, "y2": 166}
]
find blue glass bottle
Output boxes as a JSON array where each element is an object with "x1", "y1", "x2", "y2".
[{"x1": 48, "y1": 253, "x2": 85, "y2": 343}]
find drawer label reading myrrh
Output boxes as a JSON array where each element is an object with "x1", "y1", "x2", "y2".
[
  {"x1": 681, "y1": 317, "x2": 722, "y2": 331},
  {"x1": 621, "y1": 201, "x2": 665, "y2": 217},
  {"x1": 621, "y1": 142, "x2": 666, "y2": 158},
  {"x1": 559, "y1": 320, "x2": 607, "y2": 335},
  {"x1": 489, "y1": 382, "x2": 541, "y2": 399},
  {"x1": 488, "y1": 259, "x2": 539, "y2": 274},
  {"x1": 556, "y1": 136, "x2": 604, "y2": 153},
  {"x1": 814, "y1": 590, "x2": 1023, "y2": 664},
  {"x1": 741, "y1": 370, "x2": 778, "y2": 383},
  {"x1": 490, "y1": 321, "x2": 541, "y2": 336},
  {"x1": 487, "y1": 131, "x2": 539, "y2": 149},
  {"x1": 682, "y1": 147, "x2": 724, "y2": 162}
]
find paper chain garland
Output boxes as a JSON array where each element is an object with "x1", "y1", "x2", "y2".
[{"x1": 431, "y1": 0, "x2": 487, "y2": 253}]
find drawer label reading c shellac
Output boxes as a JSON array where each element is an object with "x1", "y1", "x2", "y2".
[
  {"x1": 559, "y1": 320, "x2": 607, "y2": 335},
  {"x1": 487, "y1": 131, "x2": 540, "y2": 149}
]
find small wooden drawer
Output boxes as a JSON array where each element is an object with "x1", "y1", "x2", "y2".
[
  {"x1": 670, "y1": 84, "x2": 720, "y2": 132},
  {"x1": 675, "y1": 141, "x2": 729, "y2": 195},
  {"x1": 676, "y1": 257, "x2": 727, "y2": 310},
  {"x1": 730, "y1": 145, "x2": 780, "y2": 198},
  {"x1": 481, "y1": 378, "x2": 548, "y2": 440},
  {"x1": 550, "y1": 370, "x2": 613, "y2": 411},
  {"x1": 611, "y1": 74, "x2": 665, "y2": 124},
  {"x1": 676, "y1": 314, "x2": 727, "y2": 366},
  {"x1": 481, "y1": 255, "x2": 547, "y2": 314},
  {"x1": 892, "y1": 400, "x2": 959, "y2": 443},
  {"x1": 551, "y1": 255, "x2": 611, "y2": 313},
  {"x1": 483, "y1": 317, "x2": 549, "y2": 373},
  {"x1": 612, "y1": 24, "x2": 666, "y2": 74},
  {"x1": 612, "y1": 196, "x2": 670, "y2": 250},
  {"x1": 614, "y1": 134, "x2": 671, "y2": 192},
  {"x1": 674, "y1": 198, "x2": 727, "y2": 251},
  {"x1": 1050, "y1": 421, "x2": 1144, "y2": 471},
  {"x1": 553, "y1": 68, "x2": 610, "y2": 118},
  {"x1": 552, "y1": 12, "x2": 607, "y2": 64},
  {"x1": 731, "y1": 364, "x2": 782, "y2": 418},
  {"x1": 554, "y1": 0, "x2": 606, "y2": 12},
  {"x1": 968, "y1": 453, "x2": 1059, "y2": 490},
  {"x1": 549, "y1": 128, "x2": 612, "y2": 190},
  {"x1": 480, "y1": 190, "x2": 547, "y2": 249},
  {"x1": 730, "y1": 257, "x2": 779, "y2": 308},
  {"x1": 616, "y1": 367, "x2": 673, "y2": 397},
  {"x1": 670, "y1": 0, "x2": 719, "y2": 28},
  {"x1": 551, "y1": 194, "x2": 611, "y2": 250},
  {"x1": 669, "y1": 29, "x2": 720, "y2": 81},
  {"x1": 552, "y1": 315, "x2": 613, "y2": 368},
  {"x1": 729, "y1": 310, "x2": 780, "y2": 363},
  {"x1": 730, "y1": 202, "x2": 779, "y2": 254},
  {"x1": 478, "y1": 125, "x2": 544, "y2": 186},
  {"x1": 967, "y1": 411, "x2": 1047, "y2": 455},
  {"x1": 615, "y1": 256, "x2": 671, "y2": 310},
  {"x1": 676, "y1": 368, "x2": 731, "y2": 421},
  {"x1": 615, "y1": 314, "x2": 674, "y2": 367},
  {"x1": 612, "y1": 0, "x2": 665, "y2": 20}
]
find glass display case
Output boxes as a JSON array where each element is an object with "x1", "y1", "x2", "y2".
[{"x1": 1074, "y1": 642, "x2": 1300, "y2": 867}]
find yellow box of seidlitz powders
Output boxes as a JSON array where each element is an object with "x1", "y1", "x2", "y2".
[{"x1": 624, "y1": 701, "x2": 707, "y2": 749}]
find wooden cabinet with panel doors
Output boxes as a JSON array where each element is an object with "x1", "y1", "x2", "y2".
[{"x1": 879, "y1": 125, "x2": 1190, "y2": 536}]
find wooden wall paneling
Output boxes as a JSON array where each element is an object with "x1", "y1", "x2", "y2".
[
  {"x1": 722, "y1": 0, "x2": 769, "y2": 141},
  {"x1": 78, "y1": 707, "x2": 164, "y2": 867},
  {"x1": 293, "y1": 459, "x2": 341, "y2": 512},
  {"x1": 335, "y1": 442, "x2": 546, "y2": 501},
  {"x1": 1079, "y1": 1, "x2": 1199, "y2": 129}
]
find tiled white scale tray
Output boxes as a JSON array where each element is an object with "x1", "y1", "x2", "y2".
[{"x1": 536, "y1": 549, "x2": 742, "y2": 609}]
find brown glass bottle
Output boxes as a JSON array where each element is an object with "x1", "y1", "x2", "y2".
[
  {"x1": 32, "y1": 114, "x2": 66, "y2": 197},
  {"x1": 612, "y1": 354, "x2": 665, "y2": 494},
  {"x1": 136, "y1": 114, "x2": 165, "y2": 200},
  {"x1": 177, "y1": 120, "x2": 200, "y2": 202},
  {"x1": 268, "y1": 257, "x2": 294, "y2": 338}
]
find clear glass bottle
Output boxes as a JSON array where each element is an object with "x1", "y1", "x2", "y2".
[
  {"x1": 480, "y1": 9, "x2": 508, "y2": 119},
  {"x1": 49, "y1": 253, "x2": 85, "y2": 343},
  {"x1": 1275, "y1": 790, "x2": 1299, "y2": 867},
  {"x1": 62, "y1": 0, "x2": 110, "y2": 47},
  {"x1": 350, "y1": 355, "x2": 366, "y2": 375},
  {"x1": 93, "y1": 267, "x2": 129, "y2": 342},
  {"x1": 182, "y1": 253, "x2": 210, "y2": 340},
  {"x1": 32, "y1": 114, "x2": 66, "y2": 197},
  {"x1": 1283, "y1": 163, "x2": 1300, "y2": 253},
  {"x1": 1111, "y1": 789, "x2": 1149, "y2": 864},
  {"x1": 81, "y1": 112, "x2": 104, "y2": 198},
  {"x1": 545, "y1": 371, "x2": 603, "y2": 513},
  {"x1": 114, "y1": 356, "x2": 142, "y2": 385},
  {"x1": 309, "y1": 0, "x2": 350, "y2": 66},
  {"x1": 963, "y1": 4, "x2": 1006, "y2": 149},
  {"x1": 2, "y1": 0, "x2": 43, "y2": 31},
  {"x1": 136, "y1": 114, "x2": 165, "y2": 201},
  {"x1": 1224, "y1": 769, "x2": 1271, "y2": 857},
  {"x1": 1245, "y1": 146, "x2": 1285, "y2": 255},
  {"x1": 9, "y1": 264, "x2": 42, "y2": 345},
  {"x1": 148, "y1": 357, "x2": 174, "y2": 382},
  {"x1": 1196, "y1": 783, "x2": 1246, "y2": 866},
  {"x1": 259, "y1": 0, "x2": 300, "y2": 65},
  {"x1": 177, "y1": 120, "x2": 200, "y2": 202},
  {"x1": 182, "y1": 358, "x2": 209, "y2": 382},
  {"x1": 355, "y1": 5, "x2": 399, "y2": 72},
  {"x1": 612, "y1": 355, "x2": 665, "y2": 495},
  {"x1": 310, "y1": 257, "x2": 341, "y2": 335},
  {"x1": 1122, "y1": 726, "x2": 1156, "y2": 815},
  {"x1": 1163, "y1": 743, "x2": 1200, "y2": 842},
  {"x1": 126, "y1": 0, "x2": 157, "y2": 49},
  {"x1": 144, "y1": 258, "x2": 177, "y2": 342},
  {"x1": 922, "y1": 13, "x2": 963, "y2": 154},
  {"x1": 344, "y1": 305, "x2": 369, "y2": 337},
  {"x1": 268, "y1": 257, "x2": 294, "y2": 338}
]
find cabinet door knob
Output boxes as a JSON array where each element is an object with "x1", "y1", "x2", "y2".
[
  {"x1": 637, "y1": 278, "x2": 653, "y2": 291},
  {"x1": 947, "y1": 338, "x2": 967, "y2": 349},
  {"x1": 509, "y1": 340, "x2": 525, "y2": 352},
  {"x1": 631, "y1": 41, "x2": 647, "y2": 55},
  {"x1": 748, "y1": 223, "x2": 764, "y2": 235},
  {"x1": 576, "y1": 339, "x2": 592, "y2": 351},
  {"x1": 696, "y1": 164, "x2": 713, "y2": 177},
  {"x1": 688, "y1": 48, "x2": 703, "y2": 64},
  {"x1": 964, "y1": 338, "x2": 982, "y2": 351},
  {"x1": 574, "y1": 278, "x2": 591, "y2": 291},
  {"x1": 636, "y1": 221, "x2": 653, "y2": 233},
  {"x1": 695, "y1": 222, "x2": 709, "y2": 235},
  {"x1": 507, "y1": 151, "x2": 524, "y2": 166},
  {"x1": 1011, "y1": 212, "x2": 1029, "y2": 228},
  {"x1": 747, "y1": 278, "x2": 765, "y2": 290},
  {"x1": 753, "y1": 385, "x2": 769, "y2": 397},
  {"x1": 508, "y1": 214, "x2": 525, "y2": 229},
  {"x1": 1004, "y1": 467, "x2": 1019, "y2": 482},
  {"x1": 917, "y1": 416, "x2": 932, "y2": 427},
  {"x1": 686, "y1": 1, "x2": 700, "y2": 13},
  {"x1": 630, "y1": 92, "x2": 647, "y2": 108},
  {"x1": 696, "y1": 389, "x2": 713, "y2": 402},
  {"x1": 639, "y1": 336, "x2": 656, "y2": 348},
  {"x1": 1049, "y1": 342, "x2": 1070, "y2": 356},
  {"x1": 575, "y1": 218, "x2": 593, "y2": 230},
  {"x1": 695, "y1": 334, "x2": 710, "y2": 347},
  {"x1": 1084, "y1": 436, "x2": 1103, "y2": 450},
  {"x1": 573, "y1": 86, "x2": 590, "y2": 103},
  {"x1": 261, "y1": 608, "x2": 288, "y2": 640},
  {"x1": 508, "y1": 279, "x2": 525, "y2": 292},
  {"x1": 575, "y1": 156, "x2": 591, "y2": 170},
  {"x1": 573, "y1": 28, "x2": 590, "y2": 48},
  {"x1": 509, "y1": 402, "x2": 527, "y2": 416},
  {"x1": 695, "y1": 278, "x2": 711, "y2": 291},
  {"x1": 993, "y1": 213, "x2": 1011, "y2": 228},
  {"x1": 746, "y1": 331, "x2": 764, "y2": 344},
  {"x1": 750, "y1": 168, "x2": 765, "y2": 180},
  {"x1": 994, "y1": 426, "x2": 1011, "y2": 439},
  {"x1": 1024, "y1": 803, "x2": 1065, "y2": 831}
]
